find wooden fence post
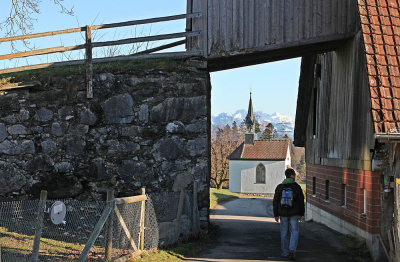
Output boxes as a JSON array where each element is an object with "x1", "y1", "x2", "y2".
[
  {"x1": 85, "y1": 25, "x2": 93, "y2": 99},
  {"x1": 192, "y1": 181, "x2": 199, "y2": 236},
  {"x1": 32, "y1": 190, "x2": 47, "y2": 262},
  {"x1": 175, "y1": 187, "x2": 186, "y2": 241},
  {"x1": 105, "y1": 190, "x2": 114, "y2": 261},
  {"x1": 139, "y1": 188, "x2": 146, "y2": 251}
]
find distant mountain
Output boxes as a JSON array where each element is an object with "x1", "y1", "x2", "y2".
[{"x1": 212, "y1": 110, "x2": 295, "y2": 138}]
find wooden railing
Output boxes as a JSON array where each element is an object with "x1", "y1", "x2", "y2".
[{"x1": 0, "y1": 12, "x2": 202, "y2": 98}]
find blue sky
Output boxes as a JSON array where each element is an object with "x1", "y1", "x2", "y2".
[{"x1": 0, "y1": 0, "x2": 301, "y2": 118}]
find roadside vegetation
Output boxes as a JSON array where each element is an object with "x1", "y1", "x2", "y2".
[{"x1": 131, "y1": 224, "x2": 219, "y2": 262}]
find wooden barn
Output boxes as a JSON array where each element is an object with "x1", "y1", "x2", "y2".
[{"x1": 294, "y1": 0, "x2": 400, "y2": 260}]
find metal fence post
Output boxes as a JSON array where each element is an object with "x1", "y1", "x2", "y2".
[
  {"x1": 105, "y1": 190, "x2": 114, "y2": 261},
  {"x1": 32, "y1": 190, "x2": 47, "y2": 262},
  {"x1": 139, "y1": 188, "x2": 146, "y2": 251}
]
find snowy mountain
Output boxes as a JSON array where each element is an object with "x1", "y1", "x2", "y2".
[{"x1": 212, "y1": 110, "x2": 295, "y2": 138}]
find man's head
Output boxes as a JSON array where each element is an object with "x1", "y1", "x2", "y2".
[{"x1": 285, "y1": 168, "x2": 296, "y2": 178}]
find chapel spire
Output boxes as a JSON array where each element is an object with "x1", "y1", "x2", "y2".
[{"x1": 244, "y1": 92, "x2": 256, "y2": 144}]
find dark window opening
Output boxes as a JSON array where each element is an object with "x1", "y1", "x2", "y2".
[
  {"x1": 256, "y1": 163, "x2": 266, "y2": 184},
  {"x1": 312, "y1": 177, "x2": 316, "y2": 195},
  {"x1": 341, "y1": 184, "x2": 346, "y2": 206},
  {"x1": 325, "y1": 180, "x2": 330, "y2": 200}
]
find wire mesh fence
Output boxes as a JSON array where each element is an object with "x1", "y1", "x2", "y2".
[{"x1": 0, "y1": 193, "x2": 159, "y2": 261}]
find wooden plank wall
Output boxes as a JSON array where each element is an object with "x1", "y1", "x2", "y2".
[
  {"x1": 198, "y1": 0, "x2": 357, "y2": 59},
  {"x1": 305, "y1": 31, "x2": 375, "y2": 169}
]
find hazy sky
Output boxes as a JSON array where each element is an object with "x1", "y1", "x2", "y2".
[{"x1": 0, "y1": 0, "x2": 301, "y2": 118}]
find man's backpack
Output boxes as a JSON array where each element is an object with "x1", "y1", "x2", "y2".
[{"x1": 280, "y1": 187, "x2": 294, "y2": 208}]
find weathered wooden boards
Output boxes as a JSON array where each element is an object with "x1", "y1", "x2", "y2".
[{"x1": 189, "y1": 0, "x2": 358, "y2": 71}]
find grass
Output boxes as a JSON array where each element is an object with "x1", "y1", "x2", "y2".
[
  {"x1": 210, "y1": 188, "x2": 271, "y2": 209},
  {"x1": 0, "y1": 226, "x2": 103, "y2": 261},
  {"x1": 338, "y1": 234, "x2": 372, "y2": 262},
  {"x1": 130, "y1": 224, "x2": 220, "y2": 262}
]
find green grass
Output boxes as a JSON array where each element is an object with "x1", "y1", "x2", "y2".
[
  {"x1": 338, "y1": 235, "x2": 372, "y2": 261},
  {"x1": 131, "y1": 224, "x2": 220, "y2": 262},
  {"x1": 210, "y1": 188, "x2": 271, "y2": 209}
]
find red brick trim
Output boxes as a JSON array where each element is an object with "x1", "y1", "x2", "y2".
[{"x1": 307, "y1": 163, "x2": 381, "y2": 234}]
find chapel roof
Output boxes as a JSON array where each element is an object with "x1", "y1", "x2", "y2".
[{"x1": 228, "y1": 139, "x2": 291, "y2": 160}]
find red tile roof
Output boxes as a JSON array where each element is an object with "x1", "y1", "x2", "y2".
[
  {"x1": 228, "y1": 140, "x2": 290, "y2": 160},
  {"x1": 358, "y1": 0, "x2": 400, "y2": 132}
]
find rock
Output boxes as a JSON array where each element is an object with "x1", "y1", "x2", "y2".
[
  {"x1": 65, "y1": 136, "x2": 86, "y2": 156},
  {"x1": 35, "y1": 108, "x2": 53, "y2": 122},
  {"x1": 0, "y1": 161, "x2": 26, "y2": 195},
  {"x1": 185, "y1": 119, "x2": 207, "y2": 133},
  {"x1": 186, "y1": 137, "x2": 207, "y2": 157},
  {"x1": 173, "y1": 173, "x2": 193, "y2": 192},
  {"x1": 91, "y1": 158, "x2": 107, "y2": 180},
  {"x1": 79, "y1": 107, "x2": 97, "y2": 125},
  {"x1": 161, "y1": 160, "x2": 187, "y2": 172},
  {"x1": 55, "y1": 162, "x2": 74, "y2": 173},
  {"x1": 107, "y1": 140, "x2": 140, "y2": 154},
  {"x1": 118, "y1": 160, "x2": 153, "y2": 181},
  {"x1": 69, "y1": 124, "x2": 89, "y2": 136},
  {"x1": 25, "y1": 155, "x2": 54, "y2": 171},
  {"x1": 0, "y1": 140, "x2": 13, "y2": 154},
  {"x1": 44, "y1": 175, "x2": 83, "y2": 198},
  {"x1": 150, "y1": 96, "x2": 207, "y2": 122},
  {"x1": 20, "y1": 140, "x2": 35, "y2": 154},
  {"x1": 139, "y1": 104, "x2": 149, "y2": 122},
  {"x1": 166, "y1": 121, "x2": 185, "y2": 134},
  {"x1": 121, "y1": 126, "x2": 142, "y2": 137},
  {"x1": 2, "y1": 114, "x2": 17, "y2": 124},
  {"x1": 99, "y1": 73, "x2": 115, "y2": 82},
  {"x1": 41, "y1": 140, "x2": 57, "y2": 154},
  {"x1": 19, "y1": 109, "x2": 30, "y2": 121},
  {"x1": 58, "y1": 106, "x2": 74, "y2": 121},
  {"x1": 0, "y1": 123, "x2": 8, "y2": 142},
  {"x1": 31, "y1": 126, "x2": 43, "y2": 134},
  {"x1": 102, "y1": 93, "x2": 134, "y2": 124},
  {"x1": 8, "y1": 124, "x2": 28, "y2": 135},
  {"x1": 51, "y1": 122, "x2": 64, "y2": 137},
  {"x1": 153, "y1": 136, "x2": 184, "y2": 161}
]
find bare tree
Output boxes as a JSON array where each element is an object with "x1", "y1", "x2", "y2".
[{"x1": 1, "y1": 0, "x2": 74, "y2": 50}]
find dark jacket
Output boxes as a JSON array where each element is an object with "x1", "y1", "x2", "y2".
[{"x1": 273, "y1": 180, "x2": 305, "y2": 217}]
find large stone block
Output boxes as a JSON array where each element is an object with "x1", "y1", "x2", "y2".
[
  {"x1": 106, "y1": 140, "x2": 140, "y2": 154},
  {"x1": 186, "y1": 137, "x2": 207, "y2": 157},
  {"x1": 34, "y1": 108, "x2": 53, "y2": 122},
  {"x1": 150, "y1": 96, "x2": 207, "y2": 122},
  {"x1": 0, "y1": 161, "x2": 26, "y2": 194},
  {"x1": 65, "y1": 136, "x2": 86, "y2": 156},
  {"x1": 79, "y1": 107, "x2": 97, "y2": 125},
  {"x1": 41, "y1": 140, "x2": 57, "y2": 155},
  {"x1": 0, "y1": 123, "x2": 8, "y2": 142},
  {"x1": 118, "y1": 160, "x2": 153, "y2": 182},
  {"x1": 8, "y1": 124, "x2": 28, "y2": 135},
  {"x1": 103, "y1": 93, "x2": 134, "y2": 124},
  {"x1": 153, "y1": 136, "x2": 185, "y2": 161}
]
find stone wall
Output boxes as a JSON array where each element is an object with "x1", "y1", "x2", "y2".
[{"x1": 0, "y1": 58, "x2": 210, "y2": 230}]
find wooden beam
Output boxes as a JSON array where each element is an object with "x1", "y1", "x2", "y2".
[
  {"x1": 0, "y1": 27, "x2": 83, "y2": 43},
  {"x1": 32, "y1": 190, "x2": 47, "y2": 262},
  {"x1": 0, "y1": 45, "x2": 85, "y2": 61},
  {"x1": 115, "y1": 195, "x2": 147, "y2": 205},
  {"x1": 114, "y1": 206, "x2": 138, "y2": 251},
  {"x1": 134, "y1": 40, "x2": 185, "y2": 56},
  {"x1": 92, "y1": 31, "x2": 201, "y2": 48},
  {"x1": 139, "y1": 188, "x2": 146, "y2": 251},
  {"x1": 85, "y1": 25, "x2": 93, "y2": 99},
  {"x1": 91, "y1": 13, "x2": 202, "y2": 30}
]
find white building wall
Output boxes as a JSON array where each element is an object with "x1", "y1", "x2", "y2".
[{"x1": 229, "y1": 160, "x2": 286, "y2": 194}]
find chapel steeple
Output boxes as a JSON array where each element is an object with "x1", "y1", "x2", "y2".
[{"x1": 244, "y1": 92, "x2": 255, "y2": 145}]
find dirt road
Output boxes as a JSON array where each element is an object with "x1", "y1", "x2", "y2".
[{"x1": 186, "y1": 198, "x2": 370, "y2": 262}]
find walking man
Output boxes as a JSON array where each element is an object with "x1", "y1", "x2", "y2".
[{"x1": 273, "y1": 168, "x2": 305, "y2": 261}]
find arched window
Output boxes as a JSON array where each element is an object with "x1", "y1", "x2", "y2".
[{"x1": 256, "y1": 163, "x2": 266, "y2": 184}]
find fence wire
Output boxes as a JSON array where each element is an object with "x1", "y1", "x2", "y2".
[{"x1": 0, "y1": 195, "x2": 159, "y2": 261}]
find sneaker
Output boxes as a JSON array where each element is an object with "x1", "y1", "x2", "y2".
[
  {"x1": 281, "y1": 253, "x2": 289, "y2": 259},
  {"x1": 287, "y1": 252, "x2": 296, "y2": 261}
]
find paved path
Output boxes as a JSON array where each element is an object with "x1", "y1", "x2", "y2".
[{"x1": 186, "y1": 198, "x2": 360, "y2": 262}]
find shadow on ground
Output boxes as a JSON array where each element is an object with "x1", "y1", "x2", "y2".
[{"x1": 185, "y1": 198, "x2": 373, "y2": 262}]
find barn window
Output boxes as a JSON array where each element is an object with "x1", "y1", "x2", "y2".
[
  {"x1": 312, "y1": 177, "x2": 316, "y2": 195},
  {"x1": 341, "y1": 184, "x2": 347, "y2": 207},
  {"x1": 256, "y1": 164, "x2": 266, "y2": 184},
  {"x1": 325, "y1": 180, "x2": 330, "y2": 201}
]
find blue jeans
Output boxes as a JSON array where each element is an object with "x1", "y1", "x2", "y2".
[{"x1": 280, "y1": 216, "x2": 300, "y2": 255}]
